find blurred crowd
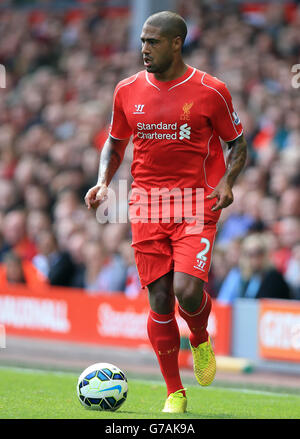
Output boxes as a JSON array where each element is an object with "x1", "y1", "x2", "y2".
[{"x1": 0, "y1": 1, "x2": 299, "y2": 301}]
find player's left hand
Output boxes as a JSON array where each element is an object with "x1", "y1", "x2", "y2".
[{"x1": 206, "y1": 178, "x2": 233, "y2": 212}]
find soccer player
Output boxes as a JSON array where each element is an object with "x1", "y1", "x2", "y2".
[{"x1": 85, "y1": 11, "x2": 247, "y2": 413}]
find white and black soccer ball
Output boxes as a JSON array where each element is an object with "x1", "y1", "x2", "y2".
[{"x1": 77, "y1": 362, "x2": 128, "y2": 411}]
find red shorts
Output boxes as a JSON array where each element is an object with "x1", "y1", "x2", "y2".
[{"x1": 131, "y1": 219, "x2": 218, "y2": 288}]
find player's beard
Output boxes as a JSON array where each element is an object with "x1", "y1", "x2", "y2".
[{"x1": 146, "y1": 52, "x2": 173, "y2": 74}]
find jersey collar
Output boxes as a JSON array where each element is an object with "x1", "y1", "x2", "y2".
[{"x1": 146, "y1": 65, "x2": 195, "y2": 91}]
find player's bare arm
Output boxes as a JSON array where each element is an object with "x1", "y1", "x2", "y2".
[
  {"x1": 207, "y1": 133, "x2": 247, "y2": 211},
  {"x1": 84, "y1": 135, "x2": 129, "y2": 210}
]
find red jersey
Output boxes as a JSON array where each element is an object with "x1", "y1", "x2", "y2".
[{"x1": 110, "y1": 65, "x2": 243, "y2": 223}]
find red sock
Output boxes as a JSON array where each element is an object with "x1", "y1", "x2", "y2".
[
  {"x1": 147, "y1": 309, "x2": 185, "y2": 396},
  {"x1": 178, "y1": 290, "x2": 212, "y2": 347}
]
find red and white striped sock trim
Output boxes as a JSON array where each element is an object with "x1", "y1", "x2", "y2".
[
  {"x1": 150, "y1": 317, "x2": 174, "y2": 324},
  {"x1": 149, "y1": 310, "x2": 174, "y2": 325}
]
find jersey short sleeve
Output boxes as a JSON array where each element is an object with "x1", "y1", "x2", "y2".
[
  {"x1": 202, "y1": 74, "x2": 243, "y2": 143},
  {"x1": 109, "y1": 82, "x2": 133, "y2": 140}
]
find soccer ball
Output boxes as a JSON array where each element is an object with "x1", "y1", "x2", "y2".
[{"x1": 77, "y1": 362, "x2": 128, "y2": 411}]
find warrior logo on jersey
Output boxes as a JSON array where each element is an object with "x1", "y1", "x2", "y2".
[
  {"x1": 133, "y1": 104, "x2": 145, "y2": 114},
  {"x1": 180, "y1": 102, "x2": 194, "y2": 121}
]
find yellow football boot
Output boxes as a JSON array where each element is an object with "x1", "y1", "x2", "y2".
[
  {"x1": 162, "y1": 389, "x2": 187, "y2": 413},
  {"x1": 190, "y1": 337, "x2": 216, "y2": 386}
]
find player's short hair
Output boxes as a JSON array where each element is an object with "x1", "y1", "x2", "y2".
[{"x1": 145, "y1": 11, "x2": 187, "y2": 46}]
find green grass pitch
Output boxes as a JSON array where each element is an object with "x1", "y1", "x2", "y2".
[{"x1": 0, "y1": 367, "x2": 300, "y2": 419}]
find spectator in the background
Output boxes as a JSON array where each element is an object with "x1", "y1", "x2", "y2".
[
  {"x1": 271, "y1": 216, "x2": 300, "y2": 275},
  {"x1": 32, "y1": 229, "x2": 75, "y2": 287},
  {"x1": 226, "y1": 238, "x2": 243, "y2": 271},
  {"x1": 259, "y1": 196, "x2": 279, "y2": 230},
  {"x1": 216, "y1": 185, "x2": 255, "y2": 245},
  {"x1": 1, "y1": 251, "x2": 25, "y2": 284},
  {"x1": 100, "y1": 223, "x2": 129, "y2": 292},
  {"x1": 0, "y1": 131, "x2": 17, "y2": 180},
  {"x1": 242, "y1": 166, "x2": 268, "y2": 193},
  {"x1": 82, "y1": 240, "x2": 114, "y2": 293},
  {"x1": 27, "y1": 210, "x2": 52, "y2": 243},
  {"x1": 66, "y1": 230, "x2": 86, "y2": 287},
  {"x1": 13, "y1": 156, "x2": 37, "y2": 192},
  {"x1": 23, "y1": 182, "x2": 52, "y2": 212},
  {"x1": 85, "y1": 216, "x2": 103, "y2": 243},
  {"x1": 0, "y1": 250, "x2": 46, "y2": 287},
  {"x1": 54, "y1": 217, "x2": 79, "y2": 253},
  {"x1": 242, "y1": 189, "x2": 266, "y2": 232},
  {"x1": 285, "y1": 243, "x2": 300, "y2": 300},
  {"x1": 268, "y1": 166, "x2": 290, "y2": 199},
  {"x1": 1, "y1": 209, "x2": 37, "y2": 261},
  {"x1": 278, "y1": 185, "x2": 300, "y2": 218},
  {"x1": 52, "y1": 188, "x2": 82, "y2": 223},
  {"x1": 51, "y1": 166, "x2": 86, "y2": 198},
  {"x1": 0, "y1": 179, "x2": 20, "y2": 212},
  {"x1": 208, "y1": 238, "x2": 243, "y2": 298},
  {"x1": 206, "y1": 245, "x2": 227, "y2": 298},
  {"x1": 217, "y1": 233, "x2": 291, "y2": 304}
]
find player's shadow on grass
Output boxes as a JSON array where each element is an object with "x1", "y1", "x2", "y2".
[
  {"x1": 115, "y1": 411, "x2": 139, "y2": 415},
  {"x1": 108, "y1": 409, "x2": 240, "y2": 419}
]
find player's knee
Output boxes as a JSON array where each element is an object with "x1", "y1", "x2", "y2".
[
  {"x1": 148, "y1": 289, "x2": 174, "y2": 314},
  {"x1": 174, "y1": 278, "x2": 204, "y2": 311},
  {"x1": 174, "y1": 285, "x2": 198, "y2": 307}
]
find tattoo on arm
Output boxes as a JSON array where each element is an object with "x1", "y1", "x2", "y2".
[
  {"x1": 97, "y1": 137, "x2": 129, "y2": 186},
  {"x1": 224, "y1": 134, "x2": 247, "y2": 188}
]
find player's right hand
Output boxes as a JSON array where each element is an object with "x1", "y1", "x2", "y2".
[{"x1": 84, "y1": 184, "x2": 108, "y2": 210}]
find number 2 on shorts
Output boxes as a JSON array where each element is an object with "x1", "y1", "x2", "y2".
[{"x1": 196, "y1": 237, "x2": 210, "y2": 262}]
